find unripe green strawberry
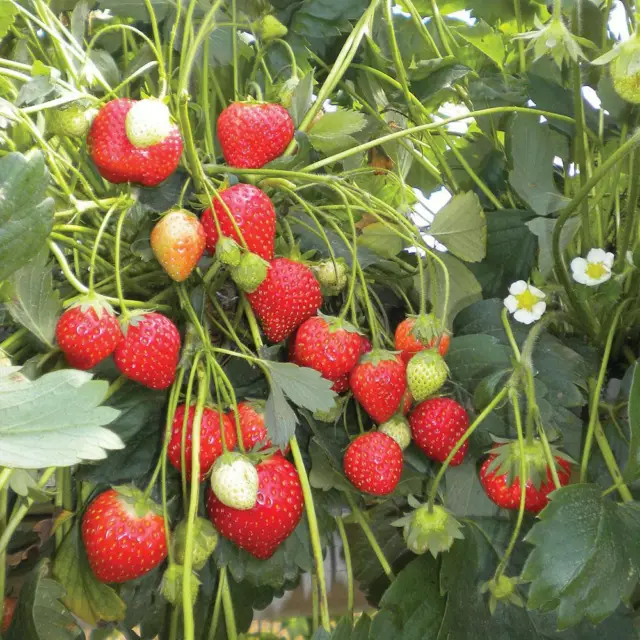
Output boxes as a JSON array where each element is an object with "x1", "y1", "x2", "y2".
[
  {"x1": 480, "y1": 575, "x2": 524, "y2": 615},
  {"x1": 312, "y1": 259, "x2": 348, "y2": 296},
  {"x1": 210, "y1": 453, "x2": 259, "y2": 510},
  {"x1": 49, "y1": 105, "x2": 98, "y2": 138},
  {"x1": 125, "y1": 98, "x2": 174, "y2": 147},
  {"x1": 392, "y1": 497, "x2": 464, "y2": 557},
  {"x1": 313, "y1": 395, "x2": 346, "y2": 423},
  {"x1": 406, "y1": 350, "x2": 448, "y2": 402},
  {"x1": 216, "y1": 236, "x2": 242, "y2": 267},
  {"x1": 379, "y1": 416, "x2": 412, "y2": 450},
  {"x1": 173, "y1": 517, "x2": 218, "y2": 570},
  {"x1": 611, "y1": 37, "x2": 640, "y2": 104},
  {"x1": 231, "y1": 252, "x2": 269, "y2": 293},
  {"x1": 253, "y1": 14, "x2": 288, "y2": 41},
  {"x1": 161, "y1": 564, "x2": 200, "y2": 606}
]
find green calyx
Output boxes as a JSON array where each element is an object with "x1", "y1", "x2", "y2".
[
  {"x1": 161, "y1": 564, "x2": 200, "y2": 607},
  {"x1": 64, "y1": 291, "x2": 116, "y2": 319},
  {"x1": 481, "y1": 575, "x2": 524, "y2": 615},
  {"x1": 113, "y1": 485, "x2": 163, "y2": 518},
  {"x1": 611, "y1": 37, "x2": 640, "y2": 104},
  {"x1": 410, "y1": 313, "x2": 443, "y2": 344},
  {"x1": 379, "y1": 416, "x2": 412, "y2": 450},
  {"x1": 359, "y1": 348, "x2": 400, "y2": 366},
  {"x1": 216, "y1": 236, "x2": 242, "y2": 267},
  {"x1": 173, "y1": 517, "x2": 218, "y2": 570},
  {"x1": 318, "y1": 312, "x2": 360, "y2": 335},
  {"x1": 392, "y1": 497, "x2": 464, "y2": 558},
  {"x1": 231, "y1": 252, "x2": 269, "y2": 293},
  {"x1": 484, "y1": 438, "x2": 573, "y2": 489}
]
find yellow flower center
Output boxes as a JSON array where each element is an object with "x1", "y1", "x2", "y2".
[
  {"x1": 585, "y1": 261, "x2": 607, "y2": 280},
  {"x1": 515, "y1": 288, "x2": 538, "y2": 312}
]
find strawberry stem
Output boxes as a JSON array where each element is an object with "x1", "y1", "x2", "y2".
[
  {"x1": 336, "y1": 516, "x2": 354, "y2": 620},
  {"x1": 207, "y1": 570, "x2": 226, "y2": 640},
  {"x1": 114, "y1": 207, "x2": 131, "y2": 320},
  {"x1": 221, "y1": 567, "x2": 238, "y2": 640},
  {"x1": 289, "y1": 437, "x2": 331, "y2": 630},
  {"x1": 0, "y1": 485, "x2": 7, "y2": 618}
]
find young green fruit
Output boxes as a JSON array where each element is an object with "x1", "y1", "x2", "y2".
[
  {"x1": 379, "y1": 415, "x2": 412, "y2": 450},
  {"x1": 253, "y1": 15, "x2": 288, "y2": 41},
  {"x1": 161, "y1": 564, "x2": 200, "y2": 607},
  {"x1": 406, "y1": 350, "x2": 448, "y2": 402},
  {"x1": 312, "y1": 259, "x2": 348, "y2": 296},
  {"x1": 231, "y1": 252, "x2": 269, "y2": 293},
  {"x1": 173, "y1": 517, "x2": 218, "y2": 570},
  {"x1": 210, "y1": 453, "x2": 259, "y2": 510},
  {"x1": 49, "y1": 105, "x2": 98, "y2": 137},
  {"x1": 611, "y1": 37, "x2": 640, "y2": 104}
]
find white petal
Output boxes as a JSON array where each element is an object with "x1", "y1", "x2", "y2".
[
  {"x1": 504, "y1": 295, "x2": 519, "y2": 313},
  {"x1": 586, "y1": 248, "x2": 607, "y2": 263},
  {"x1": 582, "y1": 275, "x2": 601, "y2": 286},
  {"x1": 532, "y1": 301, "x2": 547, "y2": 317},
  {"x1": 603, "y1": 252, "x2": 615, "y2": 267},
  {"x1": 570, "y1": 257, "x2": 587, "y2": 275},
  {"x1": 509, "y1": 280, "x2": 527, "y2": 295},
  {"x1": 514, "y1": 309, "x2": 536, "y2": 324},
  {"x1": 573, "y1": 271, "x2": 590, "y2": 284},
  {"x1": 528, "y1": 285, "x2": 545, "y2": 299}
]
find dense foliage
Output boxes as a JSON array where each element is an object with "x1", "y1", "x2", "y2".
[{"x1": 0, "y1": 0, "x2": 639, "y2": 638}]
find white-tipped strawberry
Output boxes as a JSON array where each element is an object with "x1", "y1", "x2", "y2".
[
  {"x1": 210, "y1": 453, "x2": 259, "y2": 510},
  {"x1": 125, "y1": 98, "x2": 174, "y2": 148}
]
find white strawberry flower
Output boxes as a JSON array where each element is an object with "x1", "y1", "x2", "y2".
[
  {"x1": 503, "y1": 281, "x2": 546, "y2": 325},
  {"x1": 570, "y1": 248, "x2": 614, "y2": 286}
]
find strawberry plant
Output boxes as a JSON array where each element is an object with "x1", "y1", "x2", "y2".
[{"x1": 0, "y1": 0, "x2": 640, "y2": 639}]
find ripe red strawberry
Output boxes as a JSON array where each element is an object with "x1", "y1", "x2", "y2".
[
  {"x1": 206, "y1": 454, "x2": 304, "y2": 559},
  {"x1": 2, "y1": 597, "x2": 16, "y2": 633},
  {"x1": 359, "y1": 335, "x2": 372, "y2": 355},
  {"x1": 88, "y1": 98, "x2": 183, "y2": 187},
  {"x1": 395, "y1": 316, "x2": 450, "y2": 364},
  {"x1": 349, "y1": 350, "x2": 407, "y2": 424},
  {"x1": 56, "y1": 299, "x2": 123, "y2": 370},
  {"x1": 343, "y1": 432, "x2": 403, "y2": 495},
  {"x1": 201, "y1": 184, "x2": 276, "y2": 261},
  {"x1": 409, "y1": 398, "x2": 469, "y2": 466},
  {"x1": 168, "y1": 404, "x2": 237, "y2": 480},
  {"x1": 247, "y1": 258, "x2": 322, "y2": 343},
  {"x1": 114, "y1": 312, "x2": 180, "y2": 390},
  {"x1": 217, "y1": 102, "x2": 294, "y2": 168},
  {"x1": 401, "y1": 389, "x2": 413, "y2": 415},
  {"x1": 293, "y1": 316, "x2": 362, "y2": 380},
  {"x1": 331, "y1": 375, "x2": 350, "y2": 393},
  {"x1": 480, "y1": 443, "x2": 572, "y2": 513},
  {"x1": 151, "y1": 210, "x2": 206, "y2": 282},
  {"x1": 236, "y1": 401, "x2": 272, "y2": 451},
  {"x1": 81, "y1": 487, "x2": 167, "y2": 583}
]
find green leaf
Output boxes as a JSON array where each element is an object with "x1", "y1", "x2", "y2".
[
  {"x1": 417, "y1": 253, "x2": 483, "y2": 327},
  {"x1": 288, "y1": 72, "x2": 314, "y2": 127},
  {"x1": 0, "y1": 152, "x2": 54, "y2": 281},
  {"x1": 526, "y1": 216, "x2": 579, "y2": 278},
  {"x1": 0, "y1": 367, "x2": 123, "y2": 468},
  {"x1": 411, "y1": 59, "x2": 472, "y2": 105},
  {"x1": 5, "y1": 249, "x2": 62, "y2": 348},
  {"x1": 624, "y1": 361, "x2": 640, "y2": 480},
  {"x1": 265, "y1": 361, "x2": 336, "y2": 413},
  {"x1": 264, "y1": 378, "x2": 299, "y2": 449},
  {"x1": 6, "y1": 560, "x2": 83, "y2": 640},
  {"x1": 376, "y1": 555, "x2": 445, "y2": 639},
  {"x1": 444, "y1": 459, "x2": 501, "y2": 518},
  {"x1": 522, "y1": 484, "x2": 640, "y2": 629},
  {"x1": 96, "y1": 0, "x2": 169, "y2": 21},
  {"x1": 309, "y1": 439, "x2": 352, "y2": 492},
  {"x1": 16, "y1": 76, "x2": 56, "y2": 106},
  {"x1": 53, "y1": 521, "x2": 126, "y2": 626},
  {"x1": 469, "y1": 209, "x2": 538, "y2": 298},
  {"x1": 455, "y1": 20, "x2": 505, "y2": 69},
  {"x1": 0, "y1": 0, "x2": 18, "y2": 40},
  {"x1": 508, "y1": 114, "x2": 569, "y2": 216},
  {"x1": 428, "y1": 192, "x2": 487, "y2": 263},
  {"x1": 358, "y1": 223, "x2": 404, "y2": 259},
  {"x1": 308, "y1": 109, "x2": 368, "y2": 155}
]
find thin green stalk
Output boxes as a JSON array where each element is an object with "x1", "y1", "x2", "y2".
[
  {"x1": 428, "y1": 385, "x2": 510, "y2": 508},
  {"x1": 289, "y1": 438, "x2": 330, "y2": 630},
  {"x1": 429, "y1": 0, "x2": 454, "y2": 56},
  {"x1": 617, "y1": 149, "x2": 640, "y2": 269},
  {"x1": 594, "y1": 422, "x2": 633, "y2": 502},
  {"x1": 0, "y1": 486, "x2": 7, "y2": 613},
  {"x1": 0, "y1": 328, "x2": 28, "y2": 354},
  {"x1": 572, "y1": 61, "x2": 592, "y2": 248},
  {"x1": 345, "y1": 494, "x2": 394, "y2": 581},
  {"x1": 579, "y1": 301, "x2": 630, "y2": 482},
  {"x1": 221, "y1": 569, "x2": 238, "y2": 640},
  {"x1": 207, "y1": 570, "x2": 226, "y2": 640},
  {"x1": 514, "y1": 0, "x2": 527, "y2": 71},
  {"x1": 336, "y1": 517, "x2": 354, "y2": 620}
]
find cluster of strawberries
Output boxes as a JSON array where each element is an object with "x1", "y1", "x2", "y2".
[{"x1": 55, "y1": 96, "x2": 571, "y2": 588}]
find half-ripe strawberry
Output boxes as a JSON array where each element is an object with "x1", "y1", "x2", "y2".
[
  {"x1": 293, "y1": 315, "x2": 362, "y2": 380},
  {"x1": 55, "y1": 297, "x2": 122, "y2": 370},
  {"x1": 349, "y1": 350, "x2": 407, "y2": 424},
  {"x1": 206, "y1": 454, "x2": 304, "y2": 559},
  {"x1": 150, "y1": 210, "x2": 206, "y2": 282},
  {"x1": 247, "y1": 258, "x2": 323, "y2": 343},
  {"x1": 201, "y1": 184, "x2": 276, "y2": 261},
  {"x1": 114, "y1": 312, "x2": 180, "y2": 390},
  {"x1": 81, "y1": 487, "x2": 167, "y2": 583},
  {"x1": 395, "y1": 315, "x2": 450, "y2": 364},
  {"x1": 343, "y1": 431, "x2": 403, "y2": 495},
  {"x1": 168, "y1": 404, "x2": 237, "y2": 480},
  {"x1": 217, "y1": 102, "x2": 294, "y2": 168},
  {"x1": 479, "y1": 440, "x2": 572, "y2": 513},
  {"x1": 88, "y1": 98, "x2": 183, "y2": 187},
  {"x1": 409, "y1": 397, "x2": 469, "y2": 465}
]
